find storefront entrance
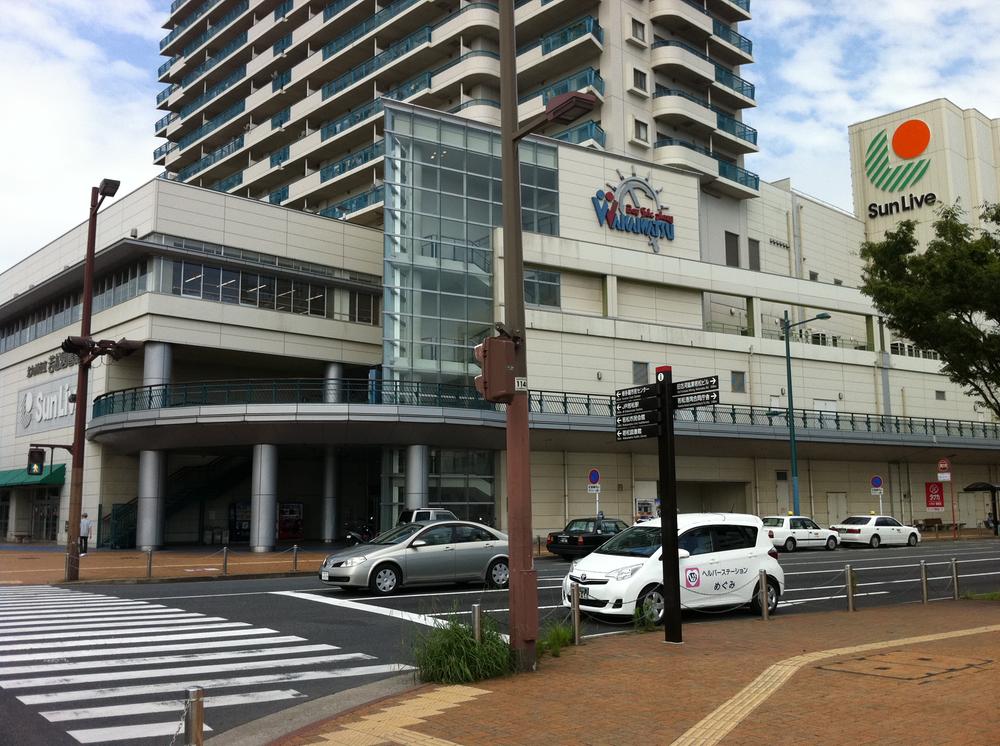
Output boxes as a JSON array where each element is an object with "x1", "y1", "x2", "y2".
[{"x1": 31, "y1": 492, "x2": 59, "y2": 541}]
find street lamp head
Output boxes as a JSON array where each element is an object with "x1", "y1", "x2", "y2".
[
  {"x1": 815, "y1": 312, "x2": 832, "y2": 320},
  {"x1": 544, "y1": 92, "x2": 598, "y2": 125},
  {"x1": 98, "y1": 179, "x2": 120, "y2": 198}
]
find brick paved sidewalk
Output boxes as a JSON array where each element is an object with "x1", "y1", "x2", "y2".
[{"x1": 274, "y1": 601, "x2": 1000, "y2": 746}]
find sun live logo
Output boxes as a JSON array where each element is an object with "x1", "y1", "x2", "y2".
[{"x1": 866, "y1": 118, "x2": 936, "y2": 218}]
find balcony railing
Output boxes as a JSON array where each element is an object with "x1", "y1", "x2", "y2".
[
  {"x1": 160, "y1": 0, "x2": 224, "y2": 50},
  {"x1": 554, "y1": 120, "x2": 606, "y2": 148},
  {"x1": 320, "y1": 141, "x2": 385, "y2": 183},
  {"x1": 158, "y1": 55, "x2": 180, "y2": 78},
  {"x1": 272, "y1": 69, "x2": 291, "y2": 92},
  {"x1": 324, "y1": 0, "x2": 361, "y2": 22},
  {"x1": 651, "y1": 39, "x2": 712, "y2": 63},
  {"x1": 320, "y1": 185, "x2": 385, "y2": 218},
  {"x1": 715, "y1": 65, "x2": 755, "y2": 99},
  {"x1": 271, "y1": 107, "x2": 290, "y2": 129},
  {"x1": 273, "y1": 33, "x2": 292, "y2": 55},
  {"x1": 181, "y1": 32, "x2": 246, "y2": 88},
  {"x1": 519, "y1": 16, "x2": 603, "y2": 55},
  {"x1": 182, "y1": 0, "x2": 249, "y2": 57},
  {"x1": 155, "y1": 112, "x2": 179, "y2": 133},
  {"x1": 713, "y1": 19, "x2": 752, "y2": 54},
  {"x1": 90, "y1": 379, "x2": 1000, "y2": 443},
  {"x1": 322, "y1": 0, "x2": 420, "y2": 61},
  {"x1": 153, "y1": 141, "x2": 178, "y2": 161},
  {"x1": 716, "y1": 112, "x2": 757, "y2": 145},
  {"x1": 321, "y1": 26, "x2": 431, "y2": 100},
  {"x1": 269, "y1": 145, "x2": 290, "y2": 168},
  {"x1": 728, "y1": 0, "x2": 750, "y2": 11},
  {"x1": 718, "y1": 160, "x2": 759, "y2": 189},
  {"x1": 156, "y1": 84, "x2": 179, "y2": 105},
  {"x1": 210, "y1": 170, "x2": 243, "y2": 192},
  {"x1": 520, "y1": 67, "x2": 604, "y2": 104},
  {"x1": 181, "y1": 66, "x2": 245, "y2": 118},
  {"x1": 274, "y1": 0, "x2": 292, "y2": 19},
  {"x1": 269, "y1": 185, "x2": 289, "y2": 204},
  {"x1": 178, "y1": 99, "x2": 245, "y2": 150},
  {"x1": 448, "y1": 98, "x2": 501, "y2": 114},
  {"x1": 176, "y1": 135, "x2": 244, "y2": 181}
]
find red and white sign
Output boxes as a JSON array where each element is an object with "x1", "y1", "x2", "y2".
[
  {"x1": 937, "y1": 458, "x2": 951, "y2": 472},
  {"x1": 925, "y1": 482, "x2": 945, "y2": 512}
]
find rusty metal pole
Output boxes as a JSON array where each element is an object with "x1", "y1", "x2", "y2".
[{"x1": 499, "y1": 0, "x2": 538, "y2": 672}]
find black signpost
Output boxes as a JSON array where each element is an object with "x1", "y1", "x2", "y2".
[{"x1": 613, "y1": 368, "x2": 721, "y2": 645}]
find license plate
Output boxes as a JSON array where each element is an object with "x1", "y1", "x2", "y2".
[
  {"x1": 321, "y1": 571, "x2": 329, "y2": 581},
  {"x1": 578, "y1": 586, "x2": 589, "y2": 599},
  {"x1": 559, "y1": 537, "x2": 568, "y2": 543}
]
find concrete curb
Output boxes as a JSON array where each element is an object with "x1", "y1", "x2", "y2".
[
  {"x1": 48, "y1": 570, "x2": 318, "y2": 587},
  {"x1": 205, "y1": 673, "x2": 420, "y2": 746}
]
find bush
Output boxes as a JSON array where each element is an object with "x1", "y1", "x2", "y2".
[
  {"x1": 413, "y1": 616, "x2": 514, "y2": 684},
  {"x1": 633, "y1": 603, "x2": 657, "y2": 632},
  {"x1": 537, "y1": 621, "x2": 574, "y2": 658}
]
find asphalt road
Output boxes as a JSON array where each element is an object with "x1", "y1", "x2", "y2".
[{"x1": 0, "y1": 539, "x2": 997, "y2": 745}]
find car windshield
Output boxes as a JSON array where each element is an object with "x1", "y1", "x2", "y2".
[
  {"x1": 840, "y1": 516, "x2": 871, "y2": 525},
  {"x1": 370, "y1": 524, "x2": 423, "y2": 545},
  {"x1": 594, "y1": 525, "x2": 661, "y2": 557},
  {"x1": 761, "y1": 517, "x2": 783, "y2": 527}
]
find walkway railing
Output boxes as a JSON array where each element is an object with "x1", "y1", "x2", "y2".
[{"x1": 90, "y1": 379, "x2": 1000, "y2": 441}]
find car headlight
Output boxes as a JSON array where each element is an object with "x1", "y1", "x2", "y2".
[
  {"x1": 610, "y1": 564, "x2": 642, "y2": 581},
  {"x1": 341, "y1": 556, "x2": 367, "y2": 567},
  {"x1": 570, "y1": 560, "x2": 579, "y2": 573}
]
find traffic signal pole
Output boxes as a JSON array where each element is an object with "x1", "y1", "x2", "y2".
[{"x1": 656, "y1": 366, "x2": 682, "y2": 644}]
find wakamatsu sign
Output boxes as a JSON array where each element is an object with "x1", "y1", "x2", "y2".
[{"x1": 592, "y1": 170, "x2": 675, "y2": 253}]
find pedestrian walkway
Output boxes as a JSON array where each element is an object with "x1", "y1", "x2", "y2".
[
  {"x1": 274, "y1": 600, "x2": 1000, "y2": 746},
  {"x1": 0, "y1": 585, "x2": 413, "y2": 744}
]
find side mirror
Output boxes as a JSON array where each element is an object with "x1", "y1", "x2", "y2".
[
  {"x1": 678, "y1": 549, "x2": 690, "y2": 559},
  {"x1": 410, "y1": 539, "x2": 427, "y2": 549}
]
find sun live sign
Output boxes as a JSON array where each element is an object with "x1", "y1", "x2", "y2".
[
  {"x1": 15, "y1": 374, "x2": 77, "y2": 436},
  {"x1": 592, "y1": 170, "x2": 675, "y2": 253}
]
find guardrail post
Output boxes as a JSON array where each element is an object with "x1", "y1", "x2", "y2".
[
  {"x1": 184, "y1": 686, "x2": 204, "y2": 746},
  {"x1": 222, "y1": 546, "x2": 229, "y2": 576},
  {"x1": 951, "y1": 557, "x2": 960, "y2": 600},
  {"x1": 146, "y1": 549, "x2": 153, "y2": 579},
  {"x1": 919, "y1": 560, "x2": 928, "y2": 604},
  {"x1": 759, "y1": 569, "x2": 769, "y2": 620},
  {"x1": 571, "y1": 582, "x2": 582, "y2": 645},
  {"x1": 471, "y1": 603, "x2": 482, "y2": 643},
  {"x1": 292, "y1": 544, "x2": 299, "y2": 572},
  {"x1": 845, "y1": 564, "x2": 855, "y2": 612}
]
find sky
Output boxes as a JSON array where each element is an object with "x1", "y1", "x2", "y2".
[{"x1": 1, "y1": 0, "x2": 999, "y2": 273}]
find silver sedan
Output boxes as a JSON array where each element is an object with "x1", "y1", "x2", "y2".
[{"x1": 319, "y1": 520, "x2": 510, "y2": 595}]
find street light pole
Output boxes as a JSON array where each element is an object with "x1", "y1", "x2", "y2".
[
  {"x1": 781, "y1": 309, "x2": 831, "y2": 516},
  {"x1": 65, "y1": 179, "x2": 119, "y2": 581}
]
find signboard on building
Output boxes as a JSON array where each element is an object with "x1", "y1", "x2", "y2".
[
  {"x1": 865, "y1": 118, "x2": 936, "y2": 218},
  {"x1": 925, "y1": 482, "x2": 945, "y2": 512},
  {"x1": 15, "y1": 374, "x2": 77, "y2": 437},
  {"x1": 592, "y1": 169, "x2": 675, "y2": 253}
]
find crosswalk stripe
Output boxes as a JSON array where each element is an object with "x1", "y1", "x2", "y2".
[
  {"x1": 0, "y1": 595, "x2": 118, "y2": 606},
  {"x1": 0, "y1": 652, "x2": 375, "y2": 688},
  {"x1": 67, "y1": 721, "x2": 212, "y2": 744},
  {"x1": 0, "y1": 607, "x2": 188, "y2": 624},
  {"x1": 0, "y1": 614, "x2": 218, "y2": 634},
  {"x1": 0, "y1": 643, "x2": 338, "y2": 675},
  {"x1": 41, "y1": 688, "x2": 307, "y2": 722},
  {"x1": 0, "y1": 622, "x2": 252, "y2": 646},
  {"x1": 0, "y1": 635, "x2": 306, "y2": 663},
  {"x1": 0, "y1": 602, "x2": 155, "y2": 615},
  {"x1": 18, "y1": 664, "x2": 416, "y2": 704},
  {"x1": 0, "y1": 626, "x2": 276, "y2": 652}
]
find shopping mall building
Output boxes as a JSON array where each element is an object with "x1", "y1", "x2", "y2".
[{"x1": 1, "y1": 0, "x2": 999, "y2": 548}]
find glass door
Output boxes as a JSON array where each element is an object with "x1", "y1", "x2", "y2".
[{"x1": 31, "y1": 492, "x2": 59, "y2": 541}]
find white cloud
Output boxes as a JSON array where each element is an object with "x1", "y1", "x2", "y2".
[{"x1": 0, "y1": 1, "x2": 163, "y2": 274}]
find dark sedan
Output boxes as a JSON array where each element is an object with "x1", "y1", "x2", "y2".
[{"x1": 546, "y1": 517, "x2": 629, "y2": 560}]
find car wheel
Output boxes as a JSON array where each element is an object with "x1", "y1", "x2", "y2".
[
  {"x1": 751, "y1": 577, "x2": 780, "y2": 616},
  {"x1": 784, "y1": 537, "x2": 796, "y2": 553},
  {"x1": 487, "y1": 558, "x2": 510, "y2": 589},
  {"x1": 825, "y1": 536, "x2": 837, "y2": 551},
  {"x1": 369, "y1": 564, "x2": 401, "y2": 595},
  {"x1": 908, "y1": 533, "x2": 918, "y2": 547},
  {"x1": 870, "y1": 534, "x2": 881, "y2": 549},
  {"x1": 638, "y1": 585, "x2": 665, "y2": 625}
]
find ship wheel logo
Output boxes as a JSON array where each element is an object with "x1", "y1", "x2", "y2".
[{"x1": 592, "y1": 168, "x2": 675, "y2": 253}]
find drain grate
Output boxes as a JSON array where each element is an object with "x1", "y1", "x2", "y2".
[{"x1": 818, "y1": 651, "x2": 993, "y2": 681}]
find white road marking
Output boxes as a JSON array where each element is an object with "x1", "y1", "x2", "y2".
[
  {"x1": 0, "y1": 624, "x2": 260, "y2": 650},
  {"x1": 0, "y1": 643, "x2": 338, "y2": 675},
  {"x1": 0, "y1": 635, "x2": 306, "y2": 663},
  {"x1": 0, "y1": 652, "x2": 375, "y2": 688},
  {"x1": 0, "y1": 604, "x2": 173, "y2": 619},
  {"x1": 0, "y1": 602, "x2": 156, "y2": 616},
  {"x1": 427, "y1": 604, "x2": 562, "y2": 617},
  {"x1": 67, "y1": 721, "x2": 212, "y2": 743},
  {"x1": 18, "y1": 664, "x2": 416, "y2": 705},
  {"x1": 0, "y1": 614, "x2": 210, "y2": 633},
  {"x1": 40, "y1": 688, "x2": 307, "y2": 722},
  {"x1": 782, "y1": 591, "x2": 890, "y2": 605},
  {"x1": 274, "y1": 590, "x2": 450, "y2": 629},
  {"x1": 0, "y1": 608, "x2": 191, "y2": 625}
]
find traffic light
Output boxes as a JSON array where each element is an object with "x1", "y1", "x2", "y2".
[
  {"x1": 61, "y1": 336, "x2": 94, "y2": 356},
  {"x1": 27, "y1": 448, "x2": 45, "y2": 476},
  {"x1": 473, "y1": 336, "x2": 517, "y2": 403}
]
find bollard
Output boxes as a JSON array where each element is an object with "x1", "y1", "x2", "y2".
[
  {"x1": 184, "y1": 686, "x2": 204, "y2": 746},
  {"x1": 919, "y1": 560, "x2": 928, "y2": 604},
  {"x1": 146, "y1": 549, "x2": 153, "y2": 579},
  {"x1": 292, "y1": 544, "x2": 299, "y2": 572},
  {"x1": 64, "y1": 553, "x2": 70, "y2": 579},
  {"x1": 222, "y1": 546, "x2": 229, "y2": 576},
  {"x1": 759, "y1": 569, "x2": 770, "y2": 620},
  {"x1": 471, "y1": 603, "x2": 482, "y2": 643},
  {"x1": 951, "y1": 557, "x2": 960, "y2": 600},
  {"x1": 537, "y1": 536, "x2": 542, "y2": 556},
  {"x1": 845, "y1": 564, "x2": 855, "y2": 612},
  {"x1": 571, "y1": 582, "x2": 582, "y2": 645}
]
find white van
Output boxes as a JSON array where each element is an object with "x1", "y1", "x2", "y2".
[{"x1": 561, "y1": 513, "x2": 784, "y2": 622}]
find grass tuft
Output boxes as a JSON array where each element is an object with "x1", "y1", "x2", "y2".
[
  {"x1": 962, "y1": 591, "x2": 1000, "y2": 601},
  {"x1": 412, "y1": 616, "x2": 514, "y2": 684},
  {"x1": 536, "y1": 621, "x2": 574, "y2": 658}
]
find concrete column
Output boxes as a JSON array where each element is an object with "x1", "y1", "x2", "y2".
[
  {"x1": 136, "y1": 342, "x2": 172, "y2": 550},
  {"x1": 136, "y1": 450, "x2": 166, "y2": 550},
  {"x1": 405, "y1": 445, "x2": 429, "y2": 509},
  {"x1": 250, "y1": 444, "x2": 279, "y2": 552},
  {"x1": 324, "y1": 362, "x2": 344, "y2": 403},
  {"x1": 322, "y1": 446, "x2": 337, "y2": 543}
]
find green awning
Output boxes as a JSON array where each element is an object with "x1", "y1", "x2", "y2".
[{"x1": 0, "y1": 464, "x2": 65, "y2": 488}]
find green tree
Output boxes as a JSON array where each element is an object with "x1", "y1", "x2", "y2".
[{"x1": 860, "y1": 204, "x2": 1000, "y2": 418}]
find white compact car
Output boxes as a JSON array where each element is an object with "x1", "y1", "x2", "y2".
[
  {"x1": 829, "y1": 515, "x2": 921, "y2": 548},
  {"x1": 561, "y1": 513, "x2": 784, "y2": 623},
  {"x1": 762, "y1": 515, "x2": 839, "y2": 552}
]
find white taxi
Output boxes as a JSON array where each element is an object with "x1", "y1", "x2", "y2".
[
  {"x1": 762, "y1": 515, "x2": 839, "y2": 552},
  {"x1": 561, "y1": 513, "x2": 784, "y2": 623},
  {"x1": 830, "y1": 515, "x2": 921, "y2": 548}
]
